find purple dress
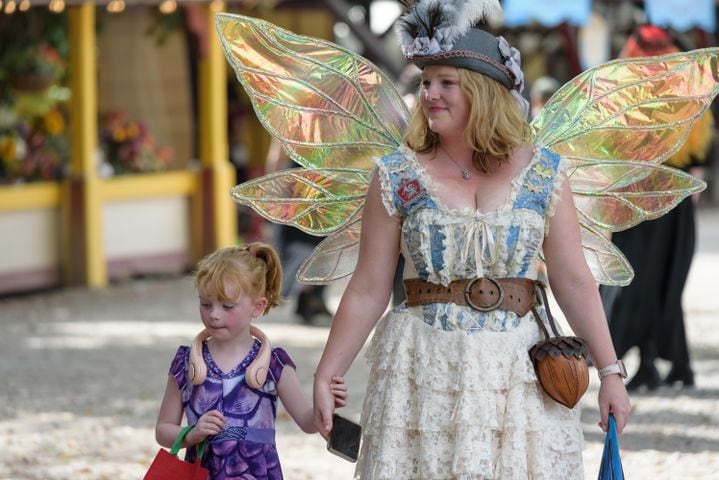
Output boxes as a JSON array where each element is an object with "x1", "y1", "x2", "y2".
[{"x1": 169, "y1": 340, "x2": 295, "y2": 480}]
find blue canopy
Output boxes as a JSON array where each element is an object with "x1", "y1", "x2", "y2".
[
  {"x1": 502, "y1": 0, "x2": 591, "y2": 27},
  {"x1": 645, "y1": 0, "x2": 716, "y2": 32}
]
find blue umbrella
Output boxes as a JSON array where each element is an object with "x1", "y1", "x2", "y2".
[{"x1": 598, "y1": 414, "x2": 625, "y2": 480}]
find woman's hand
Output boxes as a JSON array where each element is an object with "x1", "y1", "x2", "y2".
[
  {"x1": 330, "y1": 375, "x2": 348, "y2": 408},
  {"x1": 187, "y1": 410, "x2": 226, "y2": 445},
  {"x1": 597, "y1": 375, "x2": 631, "y2": 434},
  {"x1": 313, "y1": 375, "x2": 337, "y2": 439}
]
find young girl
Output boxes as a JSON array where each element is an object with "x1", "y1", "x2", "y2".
[{"x1": 154, "y1": 243, "x2": 347, "y2": 480}]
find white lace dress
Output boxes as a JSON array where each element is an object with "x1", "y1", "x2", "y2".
[{"x1": 356, "y1": 145, "x2": 584, "y2": 479}]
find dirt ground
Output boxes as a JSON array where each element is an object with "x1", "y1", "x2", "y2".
[{"x1": 1, "y1": 208, "x2": 718, "y2": 479}]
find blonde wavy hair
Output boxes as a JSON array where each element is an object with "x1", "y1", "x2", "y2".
[
  {"x1": 194, "y1": 243, "x2": 282, "y2": 315},
  {"x1": 404, "y1": 67, "x2": 531, "y2": 172}
]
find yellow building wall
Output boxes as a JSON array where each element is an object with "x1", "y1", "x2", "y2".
[{"x1": 96, "y1": 8, "x2": 194, "y2": 169}]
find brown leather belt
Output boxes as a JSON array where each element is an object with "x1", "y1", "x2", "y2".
[{"x1": 403, "y1": 277, "x2": 540, "y2": 317}]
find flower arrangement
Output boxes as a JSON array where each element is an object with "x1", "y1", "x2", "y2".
[
  {"x1": 5, "y1": 44, "x2": 66, "y2": 93},
  {"x1": 0, "y1": 12, "x2": 70, "y2": 184},
  {"x1": 99, "y1": 111, "x2": 173, "y2": 175},
  {"x1": 0, "y1": 106, "x2": 67, "y2": 184}
]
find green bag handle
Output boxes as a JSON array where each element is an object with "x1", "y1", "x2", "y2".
[{"x1": 170, "y1": 425, "x2": 206, "y2": 459}]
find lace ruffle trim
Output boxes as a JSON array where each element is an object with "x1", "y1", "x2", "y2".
[
  {"x1": 543, "y1": 154, "x2": 569, "y2": 237},
  {"x1": 357, "y1": 313, "x2": 583, "y2": 479},
  {"x1": 370, "y1": 162, "x2": 400, "y2": 220}
]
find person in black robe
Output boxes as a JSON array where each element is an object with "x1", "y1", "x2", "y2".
[{"x1": 600, "y1": 25, "x2": 715, "y2": 390}]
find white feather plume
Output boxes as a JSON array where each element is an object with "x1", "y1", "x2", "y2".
[
  {"x1": 396, "y1": 0, "x2": 504, "y2": 56},
  {"x1": 454, "y1": 0, "x2": 504, "y2": 35}
]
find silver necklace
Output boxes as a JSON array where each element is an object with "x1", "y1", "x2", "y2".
[{"x1": 440, "y1": 145, "x2": 471, "y2": 180}]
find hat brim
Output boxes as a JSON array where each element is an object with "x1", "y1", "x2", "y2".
[{"x1": 409, "y1": 51, "x2": 513, "y2": 90}]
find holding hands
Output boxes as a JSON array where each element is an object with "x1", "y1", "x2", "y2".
[
  {"x1": 330, "y1": 375, "x2": 348, "y2": 408},
  {"x1": 315, "y1": 375, "x2": 349, "y2": 438},
  {"x1": 315, "y1": 374, "x2": 349, "y2": 438}
]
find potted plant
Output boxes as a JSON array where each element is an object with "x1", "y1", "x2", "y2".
[
  {"x1": 5, "y1": 44, "x2": 65, "y2": 94},
  {"x1": 0, "y1": 104, "x2": 67, "y2": 185},
  {"x1": 98, "y1": 110, "x2": 174, "y2": 176}
]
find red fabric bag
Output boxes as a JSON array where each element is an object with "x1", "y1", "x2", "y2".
[{"x1": 144, "y1": 425, "x2": 209, "y2": 480}]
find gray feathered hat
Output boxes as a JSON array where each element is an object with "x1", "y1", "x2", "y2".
[{"x1": 396, "y1": 0, "x2": 529, "y2": 116}]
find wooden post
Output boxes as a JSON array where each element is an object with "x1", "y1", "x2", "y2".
[
  {"x1": 196, "y1": 0, "x2": 236, "y2": 257},
  {"x1": 64, "y1": 1, "x2": 106, "y2": 287}
]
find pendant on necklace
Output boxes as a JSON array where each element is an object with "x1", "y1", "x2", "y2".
[{"x1": 462, "y1": 170, "x2": 471, "y2": 180}]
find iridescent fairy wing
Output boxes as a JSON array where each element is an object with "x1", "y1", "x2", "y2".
[
  {"x1": 568, "y1": 159, "x2": 705, "y2": 233},
  {"x1": 216, "y1": 13, "x2": 408, "y2": 172},
  {"x1": 231, "y1": 168, "x2": 369, "y2": 235},
  {"x1": 532, "y1": 49, "x2": 718, "y2": 285},
  {"x1": 216, "y1": 13, "x2": 409, "y2": 281},
  {"x1": 579, "y1": 223, "x2": 634, "y2": 286},
  {"x1": 297, "y1": 216, "x2": 363, "y2": 284},
  {"x1": 533, "y1": 48, "x2": 719, "y2": 163}
]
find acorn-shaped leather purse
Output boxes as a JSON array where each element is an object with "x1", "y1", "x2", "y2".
[{"x1": 528, "y1": 283, "x2": 589, "y2": 408}]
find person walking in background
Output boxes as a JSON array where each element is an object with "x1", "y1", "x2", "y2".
[
  {"x1": 312, "y1": 2, "x2": 630, "y2": 478},
  {"x1": 600, "y1": 24, "x2": 715, "y2": 390},
  {"x1": 153, "y1": 243, "x2": 346, "y2": 479}
]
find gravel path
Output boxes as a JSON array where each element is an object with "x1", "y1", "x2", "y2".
[{"x1": 1, "y1": 209, "x2": 718, "y2": 480}]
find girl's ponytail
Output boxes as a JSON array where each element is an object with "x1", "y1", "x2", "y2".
[{"x1": 247, "y1": 242, "x2": 282, "y2": 314}]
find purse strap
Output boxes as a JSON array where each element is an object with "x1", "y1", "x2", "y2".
[
  {"x1": 531, "y1": 281, "x2": 562, "y2": 340},
  {"x1": 170, "y1": 425, "x2": 206, "y2": 459}
]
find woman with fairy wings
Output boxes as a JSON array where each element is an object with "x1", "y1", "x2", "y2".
[{"x1": 216, "y1": 0, "x2": 715, "y2": 477}]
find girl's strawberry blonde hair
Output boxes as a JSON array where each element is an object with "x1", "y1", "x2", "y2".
[{"x1": 193, "y1": 242, "x2": 282, "y2": 315}]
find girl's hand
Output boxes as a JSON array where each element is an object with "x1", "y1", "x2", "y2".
[
  {"x1": 313, "y1": 375, "x2": 337, "y2": 438},
  {"x1": 187, "y1": 410, "x2": 226, "y2": 445},
  {"x1": 597, "y1": 375, "x2": 631, "y2": 434},
  {"x1": 330, "y1": 375, "x2": 348, "y2": 408}
]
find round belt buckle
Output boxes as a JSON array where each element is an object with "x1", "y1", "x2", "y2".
[{"x1": 464, "y1": 276, "x2": 505, "y2": 312}]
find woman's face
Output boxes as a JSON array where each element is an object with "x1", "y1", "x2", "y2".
[{"x1": 419, "y1": 65, "x2": 470, "y2": 138}]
